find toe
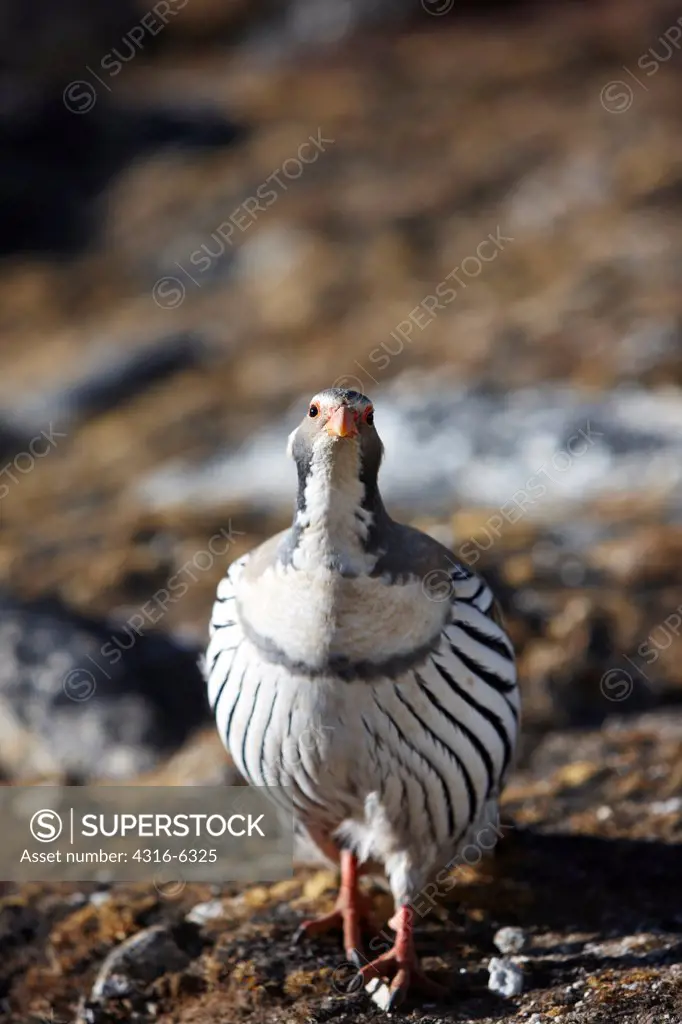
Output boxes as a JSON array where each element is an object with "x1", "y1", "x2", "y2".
[{"x1": 358, "y1": 950, "x2": 396, "y2": 985}]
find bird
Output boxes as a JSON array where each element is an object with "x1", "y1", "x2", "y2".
[{"x1": 205, "y1": 386, "x2": 519, "y2": 1010}]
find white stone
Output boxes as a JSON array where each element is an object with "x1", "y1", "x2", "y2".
[{"x1": 488, "y1": 957, "x2": 524, "y2": 998}]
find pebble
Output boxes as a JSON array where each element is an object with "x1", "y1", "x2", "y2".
[
  {"x1": 365, "y1": 977, "x2": 391, "y2": 1013},
  {"x1": 488, "y1": 957, "x2": 524, "y2": 997},
  {"x1": 185, "y1": 899, "x2": 225, "y2": 924},
  {"x1": 493, "y1": 925, "x2": 527, "y2": 954},
  {"x1": 650, "y1": 797, "x2": 682, "y2": 815},
  {"x1": 89, "y1": 891, "x2": 111, "y2": 907}
]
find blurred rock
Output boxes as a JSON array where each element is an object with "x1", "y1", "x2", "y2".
[
  {"x1": 493, "y1": 925, "x2": 527, "y2": 955},
  {"x1": 0, "y1": 592, "x2": 210, "y2": 781},
  {"x1": 85, "y1": 922, "x2": 201, "y2": 1013},
  {"x1": 10, "y1": 333, "x2": 209, "y2": 433},
  {"x1": 488, "y1": 957, "x2": 524, "y2": 997}
]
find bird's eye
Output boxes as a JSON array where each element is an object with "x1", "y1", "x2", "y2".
[
  {"x1": 364, "y1": 407, "x2": 374, "y2": 426},
  {"x1": 309, "y1": 403, "x2": 319, "y2": 418}
]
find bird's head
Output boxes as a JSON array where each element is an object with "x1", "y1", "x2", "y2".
[
  {"x1": 287, "y1": 388, "x2": 383, "y2": 475},
  {"x1": 285, "y1": 388, "x2": 388, "y2": 568}
]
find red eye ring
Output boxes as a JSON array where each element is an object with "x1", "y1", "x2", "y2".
[{"x1": 363, "y1": 406, "x2": 374, "y2": 425}]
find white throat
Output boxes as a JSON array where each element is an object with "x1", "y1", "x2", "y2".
[{"x1": 292, "y1": 440, "x2": 375, "y2": 576}]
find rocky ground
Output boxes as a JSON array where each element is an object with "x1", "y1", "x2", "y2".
[
  {"x1": 1, "y1": 0, "x2": 682, "y2": 1020},
  {"x1": 3, "y1": 710, "x2": 682, "y2": 1024}
]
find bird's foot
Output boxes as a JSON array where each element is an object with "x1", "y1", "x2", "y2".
[
  {"x1": 293, "y1": 888, "x2": 377, "y2": 965},
  {"x1": 292, "y1": 851, "x2": 377, "y2": 965},
  {"x1": 352, "y1": 905, "x2": 448, "y2": 1011}
]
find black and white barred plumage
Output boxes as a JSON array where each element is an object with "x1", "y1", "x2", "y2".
[{"x1": 205, "y1": 388, "x2": 519, "y2": 915}]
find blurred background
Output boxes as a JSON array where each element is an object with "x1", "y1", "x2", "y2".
[
  {"x1": 2, "y1": 0, "x2": 682, "y2": 784},
  {"x1": 2, "y1": 1, "x2": 682, "y2": 1019}
]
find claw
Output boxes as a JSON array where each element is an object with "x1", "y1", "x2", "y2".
[
  {"x1": 347, "y1": 946, "x2": 364, "y2": 968},
  {"x1": 386, "y1": 986, "x2": 406, "y2": 1013},
  {"x1": 346, "y1": 968, "x2": 365, "y2": 993}
]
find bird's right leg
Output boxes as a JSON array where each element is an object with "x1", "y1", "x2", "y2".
[
  {"x1": 293, "y1": 849, "x2": 377, "y2": 965},
  {"x1": 353, "y1": 903, "x2": 448, "y2": 1010}
]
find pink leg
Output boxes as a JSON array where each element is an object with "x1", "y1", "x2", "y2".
[
  {"x1": 354, "y1": 904, "x2": 448, "y2": 1010},
  {"x1": 293, "y1": 850, "x2": 377, "y2": 964}
]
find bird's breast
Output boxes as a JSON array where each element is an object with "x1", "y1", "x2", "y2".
[{"x1": 236, "y1": 563, "x2": 448, "y2": 671}]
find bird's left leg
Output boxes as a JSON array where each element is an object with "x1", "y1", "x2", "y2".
[
  {"x1": 293, "y1": 849, "x2": 377, "y2": 964},
  {"x1": 353, "y1": 904, "x2": 448, "y2": 1010}
]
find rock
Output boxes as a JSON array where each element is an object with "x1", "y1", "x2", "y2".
[
  {"x1": 11, "y1": 333, "x2": 209, "y2": 431},
  {"x1": 488, "y1": 957, "x2": 524, "y2": 998},
  {"x1": 364, "y1": 976, "x2": 393, "y2": 1012},
  {"x1": 0, "y1": 592, "x2": 210, "y2": 781},
  {"x1": 88, "y1": 923, "x2": 197, "y2": 1004},
  {"x1": 493, "y1": 926, "x2": 527, "y2": 955},
  {"x1": 185, "y1": 900, "x2": 225, "y2": 925}
]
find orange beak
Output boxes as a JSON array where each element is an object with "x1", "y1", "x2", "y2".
[{"x1": 325, "y1": 406, "x2": 358, "y2": 438}]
